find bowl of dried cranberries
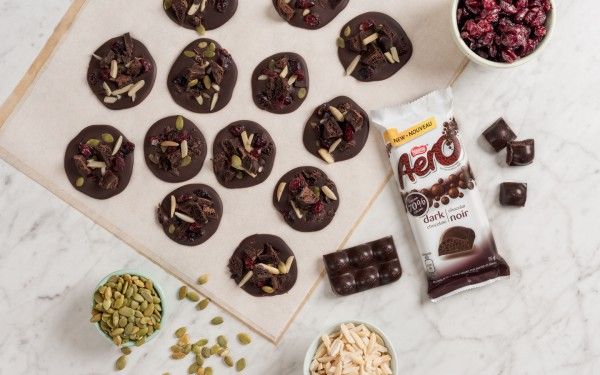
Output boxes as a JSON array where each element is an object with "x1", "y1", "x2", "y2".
[{"x1": 453, "y1": 0, "x2": 556, "y2": 68}]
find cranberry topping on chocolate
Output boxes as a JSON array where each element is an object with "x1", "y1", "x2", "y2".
[
  {"x1": 157, "y1": 184, "x2": 223, "y2": 246},
  {"x1": 457, "y1": 0, "x2": 553, "y2": 63}
]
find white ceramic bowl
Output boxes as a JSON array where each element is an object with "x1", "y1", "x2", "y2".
[
  {"x1": 303, "y1": 320, "x2": 398, "y2": 375},
  {"x1": 92, "y1": 269, "x2": 167, "y2": 347},
  {"x1": 451, "y1": 0, "x2": 556, "y2": 68}
]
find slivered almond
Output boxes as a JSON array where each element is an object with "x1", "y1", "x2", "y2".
[
  {"x1": 110, "y1": 60, "x2": 118, "y2": 79},
  {"x1": 174, "y1": 212, "x2": 195, "y2": 223},
  {"x1": 257, "y1": 74, "x2": 268, "y2": 81},
  {"x1": 201, "y1": 0, "x2": 207, "y2": 11},
  {"x1": 284, "y1": 256, "x2": 295, "y2": 273},
  {"x1": 303, "y1": 9, "x2": 310, "y2": 16},
  {"x1": 279, "y1": 65, "x2": 289, "y2": 78},
  {"x1": 329, "y1": 106, "x2": 345, "y2": 121},
  {"x1": 196, "y1": 95, "x2": 204, "y2": 106},
  {"x1": 321, "y1": 185, "x2": 337, "y2": 200},
  {"x1": 238, "y1": 271, "x2": 253, "y2": 288},
  {"x1": 161, "y1": 141, "x2": 179, "y2": 147},
  {"x1": 276, "y1": 182, "x2": 286, "y2": 202},
  {"x1": 329, "y1": 138, "x2": 342, "y2": 153},
  {"x1": 111, "y1": 135, "x2": 123, "y2": 156},
  {"x1": 345, "y1": 55, "x2": 361, "y2": 76},
  {"x1": 92, "y1": 53, "x2": 102, "y2": 60},
  {"x1": 211, "y1": 83, "x2": 220, "y2": 92},
  {"x1": 180, "y1": 140, "x2": 189, "y2": 158},
  {"x1": 210, "y1": 93, "x2": 219, "y2": 111},
  {"x1": 257, "y1": 263, "x2": 280, "y2": 275},
  {"x1": 390, "y1": 46, "x2": 400, "y2": 63},
  {"x1": 102, "y1": 82, "x2": 112, "y2": 96},
  {"x1": 87, "y1": 160, "x2": 106, "y2": 169},
  {"x1": 103, "y1": 96, "x2": 117, "y2": 104},
  {"x1": 241, "y1": 131, "x2": 253, "y2": 152},
  {"x1": 170, "y1": 195, "x2": 176, "y2": 218},
  {"x1": 188, "y1": 0, "x2": 201, "y2": 15},
  {"x1": 384, "y1": 51, "x2": 395, "y2": 64},
  {"x1": 287, "y1": 74, "x2": 298, "y2": 85},
  {"x1": 362, "y1": 32, "x2": 379, "y2": 45},
  {"x1": 127, "y1": 80, "x2": 145, "y2": 98},
  {"x1": 290, "y1": 201, "x2": 303, "y2": 219},
  {"x1": 111, "y1": 83, "x2": 133, "y2": 96},
  {"x1": 318, "y1": 148, "x2": 335, "y2": 164}
]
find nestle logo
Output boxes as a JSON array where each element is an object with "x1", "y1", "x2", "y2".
[{"x1": 411, "y1": 145, "x2": 427, "y2": 157}]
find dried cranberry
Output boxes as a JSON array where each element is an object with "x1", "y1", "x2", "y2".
[
  {"x1": 112, "y1": 156, "x2": 125, "y2": 171},
  {"x1": 140, "y1": 58, "x2": 153, "y2": 73},
  {"x1": 188, "y1": 222, "x2": 203, "y2": 233},
  {"x1": 294, "y1": 69, "x2": 306, "y2": 82},
  {"x1": 179, "y1": 193, "x2": 194, "y2": 202},
  {"x1": 120, "y1": 141, "x2": 135, "y2": 155},
  {"x1": 230, "y1": 125, "x2": 244, "y2": 136},
  {"x1": 359, "y1": 19, "x2": 375, "y2": 32},
  {"x1": 312, "y1": 201, "x2": 325, "y2": 215},
  {"x1": 295, "y1": 0, "x2": 315, "y2": 8},
  {"x1": 343, "y1": 126, "x2": 355, "y2": 142},
  {"x1": 304, "y1": 14, "x2": 320, "y2": 28},
  {"x1": 244, "y1": 257, "x2": 255, "y2": 270},
  {"x1": 288, "y1": 59, "x2": 300, "y2": 74},
  {"x1": 253, "y1": 134, "x2": 267, "y2": 148},
  {"x1": 79, "y1": 143, "x2": 93, "y2": 158},
  {"x1": 288, "y1": 176, "x2": 305, "y2": 192}
]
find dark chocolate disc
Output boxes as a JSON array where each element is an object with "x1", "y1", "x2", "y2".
[
  {"x1": 272, "y1": 0, "x2": 349, "y2": 30},
  {"x1": 251, "y1": 52, "x2": 309, "y2": 114},
  {"x1": 303, "y1": 96, "x2": 370, "y2": 164},
  {"x1": 144, "y1": 116, "x2": 207, "y2": 183},
  {"x1": 272, "y1": 166, "x2": 339, "y2": 232},
  {"x1": 337, "y1": 12, "x2": 412, "y2": 82},
  {"x1": 228, "y1": 234, "x2": 298, "y2": 297},
  {"x1": 168, "y1": 38, "x2": 237, "y2": 113},
  {"x1": 87, "y1": 33, "x2": 156, "y2": 110},
  {"x1": 157, "y1": 184, "x2": 223, "y2": 246},
  {"x1": 163, "y1": 0, "x2": 238, "y2": 31},
  {"x1": 213, "y1": 121, "x2": 276, "y2": 189},
  {"x1": 64, "y1": 125, "x2": 135, "y2": 199}
]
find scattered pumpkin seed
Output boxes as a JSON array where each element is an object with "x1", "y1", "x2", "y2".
[
  {"x1": 210, "y1": 344, "x2": 220, "y2": 355},
  {"x1": 201, "y1": 346, "x2": 211, "y2": 358},
  {"x1": 196, "y1": 338, "x2": 209, "y2": 347},
  {"x1": 203, "y1": 75, "x2": 212, "y2": 89},
  {"x1": 75, "y1": 177, "x2": 85, "y2": 187},
  {"x1": 203, "y1": 50, "x2": 215, "y2": 58},
  {"x1": 344, "y1": 25, "x2": 352, "y2": 37},
  {"x1": 86, "y1": 138, "x2": 100, "y2": 147},
  {"x1": 230, "y1": 155, "x2": 243, "y2": 170},
  {"x1": 237, "y1": 333, "x2": 251, "y2": 345},
  {"x1": 176, "y1": 115, "x2": 184, "y2": 131},
  {"x1": 297, "y1": 87, "x2": 307, "y2": 99},
  {"x1": 188, "y1": 363, "x2": 200, "y2": 374},
  {"x1": 180, "y1": 155, "x2": 192, "y2": 167},
  {"x1": 101, "y1": 133, "x2": 114, "y2": 143},
  {"x1": 168, "y1": 224, "x2": 176, "y2": 234},
  {"x1": 236, "y1": 358, "x2": 246, "y2": 372},
  {"x1": 196, "y1": 298, "x2": 210, "y2": 310},
  {"x1": 217, "y1": 335, "x2": 228, "y2": 348},
  {"x1": 115, "y1": 355, "x2": 127, "y2": 371},
  {"x1": 187, "y1": 79, "x2": 199, "y2": 88},
  {"x1": 183, "y1": 50, "x2": 196, "y2": 58},
  {"x1": 210, "y1": 316, "x2": 224, "y2": 325},
  {"x1": 224, "y1": 355, "x2": 234, "y2": 367},
  {"x1": 175, "y1": 327, "x2": 187, "y2": 338},
  {"x1": 197, "y1": 274, "x2": 209, "y2": 285},
  {"x1": 262, "y1": 286, "x2": 275, "y2": 294},
  {"x1": 186, "y1": 291, "x2": 200, "y2": 302},
  {"x1": 178, "y1": 286, "x2": 188, "y2": 300},
  {"x1": 208, "y1": 42, "x2": 216, "y2": 52},
  {"x1": 163, "y1": 0, "x2": 172, "y2": 10},
  {"x1": 196, "y1": 25, "x2": 206, "y2": 35},
  {"x1": 198, "y1": 41, "x2": 208, "y2": 49},
  {"x1": 336, "y1": 37, "x2": 345, "y2": 49},
  {"x1": 205, "y1": 367, "x2": 213, "y2": 375},
  {"x1": 121, "y1": 347, "x2": 132, "y2": 355}
]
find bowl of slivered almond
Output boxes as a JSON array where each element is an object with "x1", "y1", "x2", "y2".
[{"x1": 304, "y1": 321, "x2": 397, "y2": 375}]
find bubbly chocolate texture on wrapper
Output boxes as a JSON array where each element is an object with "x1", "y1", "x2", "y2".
[
  {"x1": 64, "y1": 125, "x2": 135, "y2": 199},
  {"x1": 373, "y1": 88, "x2": 510, "y2": 300},
  {"x1": 323, "y1": 236, "x2": 402, "y2": 296},
  {"x1": 228, "y1": 234, "x2": 298, "y2": 297}
]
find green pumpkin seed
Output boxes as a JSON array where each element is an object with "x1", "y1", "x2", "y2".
[
  {"x1": 196, "y1": 25, "x2": 206, "y2": 35},
  {"x1": 237, "y1": 333, "x2": 251, "y2": 345},
  {"x1": 195, "y1": 354, "x2": 204, "y2": 366},
  {"x1": 121, "y1": 347, "x2": 132, "y2": 355},
  {"x1": 75, "y1": 177, "x2": 85, "y2": 187},
  {"x1": 231, "y1": 155, "x2": 243, "y2": 170},
  {"x1": 208, "y1": 42, "x2": 216, "y2": 52},
  {"x1": 180, "y1": 155, "x2": 192, "y2": 167},
  {"x1": 217, "y1": 335, "x2": 228, "y2": 348},
  {"x1": 224, "y1": 355, "x2": 234, "y2": 367},
  {"x1": 176, "y1": 115, "x2": 185, "y2": 131},
  {"x1": 168, "y1": 224, "x2": 176, "y2": 234},
  {"x1": 188, "y1": 79, "x2": 199, "y2": 88},
  {"x1": 195, "y1": 338, "x2": 209, "y2": 347},
  {"x1": 268, "y1": 59, "x2": 275, "y2": 70},
  {"x1": 188, "y1": 363, "x2": 200, "y2": 374},
  {"x1": 196, "y1": 298, "x2": 210, "y2": 310},
  {"x1": 163, "y1": 0, "x2": 172, "y2": 10},
  {"x1": 178, "y1": 286, "x2": 188, "y2": 300},
  {"x1": 197, "y1": 274, "x2": 209, "y2": 285},
  {"x1": 203, "y1": 50, "x2": 215, "y2": 58},
  {"x1": 101, "y1": 133, "x2": 114, "y2": 143},
  {"x1": 186, "y1": 291, "x2": 200, "y2": 302},
  {"x1": 210, "y1": 344, "x2": 220, "y2": 355},
  {"x1": 210, "y1": 316, "x2": 224, "y2": 325},
  {"x1": 198, "y1": 41, "x2": 208, "y2": 49},
  {"x1": 86, "y1": 138, "x2": 100, "y2": 147},
  {"x1": 175, "y1": 327, "x2": 187, "y2": 338},
  {"x1": 344, "y1": 25, "x2": 352, "y2": 37},
  {"x1": 183, "y1": 50, "x2": 197, "y2": 58},
  {"x1": 115, "y1": 355, "x2": 127, "y2": 371},
  {"x1": 205, "y1": 367, "x2": 213, "y2": 375},
  {"x1": 236, "y1": 358, "x2": 246, "y2": 372},
  {"x1": 201, "y1": 346, "x2": 211, "y2": 358},
  {"x1": 336, "y1": 37, "x2": 345, "y2": 49},
  {"x1": 297, "y1": 87, "x2": 307, "y2": 99}
]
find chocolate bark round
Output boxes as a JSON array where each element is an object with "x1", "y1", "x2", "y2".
[
  {"x1": 87, "y1": 33, "x2": 156, "y2": 110},
  {"x1": 164, "y1": 0, "x2": 238, "y2": 31},
  {"x1": 303, "y1": 96, "x2": 370, "y2": 164},
  {"x1": 213, "y1": 120, "x2": 276, "y2": 189},
  {"x1": 168, "y1": 38, "x2": 237, "y2": 113},
  {"x1": 337, "y1": 12, "x2": 413, "y2": 82},
  {"x1": 144, "y1": 115, "x2": 207, "y2": 183},
  {"x1": 272, "y1": 0, "x2": 349, "y2": 30},
  {"x1": 228, "y1": 234, "x2": 298, "y2": 297},
  {"x1": 251, "y1": 52, "x2": 309, "y2": 114},
  {"x1": 272, "y1": 166, "x2": 339, "y2": 232},
  {"x1": 157, "y1": 184, "x2": 223, "y2": 246},
  {"x1": 64, "y1": 125, "x2": 135, "y2": 200}
]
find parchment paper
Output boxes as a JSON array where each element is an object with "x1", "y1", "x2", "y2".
[{"x1": 0, "y1": 0, "x2": 465, "y2": 342}]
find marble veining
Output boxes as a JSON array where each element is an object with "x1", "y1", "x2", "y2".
[{"x1": 1, "y1": 0, "x2": 600, "y2": 373}]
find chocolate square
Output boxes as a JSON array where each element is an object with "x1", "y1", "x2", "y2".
[
  {"x1": 506, "y1": 139, "x2": 535, "y2": 166},
  {"x1": 499, "y1": 182, "x2": 527, "y2": 207},
  {"x1": 482, "y1": 118, "x2": 517, "y2": 152}
]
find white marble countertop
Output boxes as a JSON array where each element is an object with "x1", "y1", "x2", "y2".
[{"x1": 1, "y1": 0, "x2": 599, "y2": 374}]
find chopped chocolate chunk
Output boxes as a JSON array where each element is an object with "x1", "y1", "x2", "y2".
[
  {"x1": 164, "y1": 0, "x2": 238, "y2": 31},
  {"x1": 273, "y1": 166, "x2": 339, "y2": 232},
  {"x1": 303, "y1": 96, "x2": 370, "y2": 163},
  {"x1": 252, "y1": 52, "x2": 309, "y2": 114},
  {"x1": 506, "y1": 139, "x2": 535, "y2": 166},
  {"x1": 157, "y1": 184, "x2": 223, "y2": 246},
  {"x1": 87, "y1": 33, "x2": 156, "y2": 110},
  {"x1": 228, "y1": 234, "x2": 298, "y2": 297},
  {"x1": 438, "y1": 226, "x2": 476, "y2": 256},
  {"x1": 144, "y1": 115, "x2": 207, "y2": 183},
  {"x1": 482, "y1": 118, "x2": 517, "y2": 152},
  {"x1": 64, "y1": 125, "x2": 135, "y2": 199},
  {"x1": 338, "y1": 12, "x2": 413, "y2": 82},
  {"x1": 272, "y1": 0, "x2": 348, "y2": 29},
  {"x1": 168, "y1": 38, "x2": 238, "y2": 113},
  {"x1": 213, "y1": 121, "x2": 276, "y2": 189},
  {"x1": 499, "y1": 182, "x2": 527, "y2": 207}
]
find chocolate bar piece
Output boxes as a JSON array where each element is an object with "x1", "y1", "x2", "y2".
[
  {"x1": 438, "y1": 226, "x2": 476, "y2": 256},
  {"x1": 499, "y1": 182, "x2": 527, "y2": 207},
  {"x1": 323, "y1": 236, "x2": 401, "y2": 296},
  {"x1": 506, "y1": 139, "x2": 534, "y2": 166},
  {"x1": 482, "y1": 118, "x2": 517, "y2": 152}
]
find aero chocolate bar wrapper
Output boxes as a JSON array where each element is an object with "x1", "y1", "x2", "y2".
[{"x1": 372, "y1": 88, "x2": 510, "y2": 301}]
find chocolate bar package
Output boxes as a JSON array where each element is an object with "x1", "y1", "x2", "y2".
[{"x1": 372, "y1": 88, "x2": 510, "y2": 301}]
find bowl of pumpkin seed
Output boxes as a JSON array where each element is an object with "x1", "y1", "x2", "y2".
[{"x1": 90, "y1": 270, "x2": 166, "y2": 347}]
